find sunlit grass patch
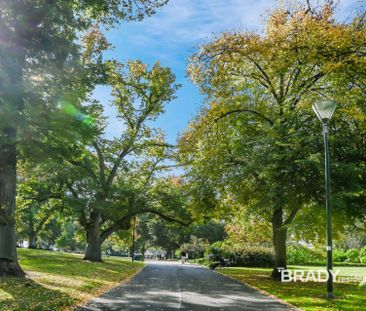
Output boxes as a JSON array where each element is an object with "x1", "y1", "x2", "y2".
[
  {"x1": 220, "y1": 266, "x2": 366, "y2": 311},
  {"x1": 0, "y1": 248, "x2": 143, "y2": 311}
]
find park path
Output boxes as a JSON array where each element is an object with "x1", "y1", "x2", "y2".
[{"x1": 77, "y1": 261, "x2": 294, "y2": 311}]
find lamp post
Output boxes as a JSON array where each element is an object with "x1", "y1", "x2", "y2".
[{"x1": 313, "y1": 100, "x2": 337, "y2": 299}]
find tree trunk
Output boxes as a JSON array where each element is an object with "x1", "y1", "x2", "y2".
[
  {"x1": 28, "y1": 234, "x2": 37, "y2": 249},
  {"x1": 0, "y1": 127, "x2": 25, "y2": 277},
  {"x1": 271, "y1": 208, "x2": 287, "y2": 280},
  {"x1": 83, "y1": 212, "x2": 102, "y2": 262}
]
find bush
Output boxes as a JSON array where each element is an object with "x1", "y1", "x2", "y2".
[
  {"x1": 205, "y1": 242, "x2": 274, "y2": 268},
  {"x1": 208, "y1": 261, "x2": 221, "y2": 270},
  {"x1": 358, "y1": 246, "x2": 366, "y2": 263},
  {"x1": 360, "y1": 246, "x2": 366, "y2": 259},
  {"x1": 287, "y1": 245, "x2": 312, "y2": 264},
  {"x1": 287, "y1": 245, "x2": 325, "y2": 264},
  {"x1": 333, "y1": 249, "x2": 347, "y2": 262},
  {"x1": 346, "y1": 249, "x2": 360, "y2": 263},
  {"x1": 195, "y1": 258, "x2": 209, "y2": 265},
  {"x1": 360, "y1": 280, "x2": 366, "y2": 289},
  {"x1": 180, "y1": 236, "x2": 210, "y2": 259}
]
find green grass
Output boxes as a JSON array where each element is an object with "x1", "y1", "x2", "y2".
[
  {"x1": 0, "y1": 248, "x2": 143, "y2": 311},
  {"x1": 219, "y1": 266, "x2": 366, "y2": 311}
]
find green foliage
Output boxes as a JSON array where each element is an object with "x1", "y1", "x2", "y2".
[
  {"x1": 55, "y1": 222, "x2": 85, "y2": 252},
  {"x1": 346, "y1": 249, "x2": 361, "y2": 263},
  {"x1": 194, "y1": 257, "x2": 210, "y2": 266},
  {"x1": 287, "y1": 245, "x2": 325, "y2": 264},
  {"x1": 137, "y1": 215, "x2": 187, "y2": 256},
  {"x1": 221, "y1": 266, "x2": 366, "y2": 311},
  {"x1": 0, "y1": 248, "x2": 143, "y2": 310},
  {"x1": 208, "y1": 261, "x2": 221, "y2": 270},
  {"x1": 180, "y1": 0, "x2": 366, "y2": 273},
  {"x1": 43, "y1": 57, "x2": 186, "y2": 260},
  {"x1": 206, "y1": 242, "x2": 274, "y2": 268},
  {"x1": 0, "y1": 0, "x2": 170, "y2": 270},
  {"x1": 333, "y1": 249, "x2": 348, "y2": 263},
  {"x1": 191, "y1": 221, "x2": 227, "y2": 244},
  {"x1": 287, "y1": 245, "x2": 312, "y2": 264},
  {"x1": 360, "y1": 246, "x2": 366, "y2": 258},
  {"x1": 180, "y1": 236, "x2": 210, "y2": 259},
  {"x1": 360, "y1": 246, "x2": 366, "y2": 263}
]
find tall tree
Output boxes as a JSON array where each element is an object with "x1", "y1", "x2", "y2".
[
  {"x1": 55, "y1": 61, "x2": 184, "y2": 261},
  {"x1": 183, "y1": 0, "x2": 366, "y2": 278},
  {"x1": 0, "y1": 0, "x2": 169, "y2": 276},
  {"x1": 16, "y1": 162, "x2": 66, "y2": 249}
]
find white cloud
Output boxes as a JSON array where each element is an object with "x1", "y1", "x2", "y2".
[
  {"x1": 123, "y1": 0, "x2": 274, "y2": 46},
  {"x1": 113, "y1": 0, "x2": 362, "y2": 65},
  {"x1": 101, "y1": 0, "x2": 362, "y2": 139},
  {"x1": 124, "y1": 0, "x2": 361, "y2": 46}
]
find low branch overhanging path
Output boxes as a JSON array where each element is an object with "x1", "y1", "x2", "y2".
[{"x1": 76, "y1": 261, "x2": 295, "y2": 311}]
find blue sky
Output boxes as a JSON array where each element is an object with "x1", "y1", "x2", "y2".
[{"x1": 94, "y1": 0, "x2": 361, "y2": 143}]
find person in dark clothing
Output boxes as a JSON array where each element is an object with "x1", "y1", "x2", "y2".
[{"x1": 180, "y1": 251, "x2": 188, "y2": 264}]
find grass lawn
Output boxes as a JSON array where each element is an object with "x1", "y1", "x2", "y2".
[
  {"x1": 219, "y1": 266, "x2": 366, "y2": 311},
  {"x1": 0, "y1": 248, "x2": 144, "y2": 311}
]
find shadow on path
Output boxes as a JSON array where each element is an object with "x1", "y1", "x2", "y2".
[{"x1": 77, "y1": 261, "x2": 294, "y2": 311}]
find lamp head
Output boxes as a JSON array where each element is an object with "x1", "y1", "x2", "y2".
[{"x1": 312, "y1": 100, "x2": 337, "y2": 124}]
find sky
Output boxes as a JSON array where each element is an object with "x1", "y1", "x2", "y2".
[{"x1": 94, "y1": 0, "x2": 362, "y2": 143}]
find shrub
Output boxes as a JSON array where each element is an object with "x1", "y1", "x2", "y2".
[
  {"x1": 310, "y1": 249, "x2": 326, "y2": 262},
  {"x1": 208, "y1": 261, "x2": 221, "y2": 270},
  {"x1": 180, "y1": 236, "x2": 210, "y2": 259},
  {"x1": 358, "y1": 246, "x2": 366, "y2": 263},
  {"x1": 287, "y1": 245, "x2": 312, "y2": 264},
  {"x1": 194, "y1": 257, "x2": 210, "y2": 266},
  {"x1": 287, "y1": 245, "x2": 326, "y2": 264},
  {"x1": 360, "y1": 246, "x2": 366, "y2": 259},
  {"x1": 360, "y1": 280, "x2": 366, "y2": 289},
  {"x1": 333, "y1": 249, "x2": 347, "y2": 262},
  {"x1": 346, "y1": 249, "x2": 360, "y2": 263},
  {"x1": 206, "y1": 242, "x2": 274, "y2": 268}
]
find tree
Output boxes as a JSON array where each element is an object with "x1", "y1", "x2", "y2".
[
  {"x1": 56, "y1": 60, "x2": 184, "y2": 262},
  {"x1": 55, "y1": 220, "x2": 85, "y2": 252},
  {"x1": 138, "y1": 215, "x2": 190, "y2": 258},
  {"x1": 16, "y1": 162, "x2": 66, "y2": 249},
  {"x1": 0, "y1": 0, "x2": 169, "y2": 276},
  {"x1": 183, "y1": 0, "x2": 366, "y2": 278}
]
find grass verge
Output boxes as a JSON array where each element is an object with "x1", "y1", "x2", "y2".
[
  {"x1": 219, "y1": 266, "x2": 366, "y2": 311},
  {"x1": 0, "y1": 248, "x2": 144, "y2": 311}
]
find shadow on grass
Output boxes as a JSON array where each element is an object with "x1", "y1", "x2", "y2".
[
  {"x1": 18, "y1": 249, "x2": 142, "y2": 281},
  {"x1": 0, "y1": 249, "x2": 144, "y2": 311},
  {"x1": 0, "y1": 277, "x2": 76, "y2": 311},
  {"x1": 222, "y1": 268, "x2": 366, "y2": 311}
]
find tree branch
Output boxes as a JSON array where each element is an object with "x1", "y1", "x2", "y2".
[
  {"x1": 214, "y1": 109, "x2": 274, "y2": 126},
  {"x1": 93, "y1": 142, "x2": 106, "y2": 186},
  {"x1": 283, "y1": 207, "x2": 301, "y2": 227},
  {"x1": 100, "y1": 208, "x2": 190, "y2": 243}
]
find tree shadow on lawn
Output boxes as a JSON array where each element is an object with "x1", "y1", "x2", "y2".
[
  {"x1": 232, "y1": 271, "x2": 366, "y2": 311},
  {"x1": 0, "y1": 277, "x2": 76, "y2": 311},
  {"x1": 20, "y1": 249, "x2": 141, "y2": 281},
  {"x1": 274, "y1": 282, "x2": 366, "y2": 311}
]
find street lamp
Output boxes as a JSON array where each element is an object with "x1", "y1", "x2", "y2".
[{"x1": 313, "y1": 100, "x2": 337, "y2": 299}]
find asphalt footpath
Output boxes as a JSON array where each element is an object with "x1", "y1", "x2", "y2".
[{"x1": 76, "y1": 261, "x2": 294, "y2": 311}]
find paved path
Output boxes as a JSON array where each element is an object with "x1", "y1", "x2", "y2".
[{"x1": 77, "y1": 261, "x2": 293, "y2": 311}]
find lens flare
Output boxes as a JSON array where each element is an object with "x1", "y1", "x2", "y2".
[{"x1": 58, "y1": 100, "x2": 94, "y2": 127}]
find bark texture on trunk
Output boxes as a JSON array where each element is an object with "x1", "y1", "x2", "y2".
[
  {"x1": 28, "y1": 234, "x2": 37, "y2": 249},
  {"x1": 271, "y1": 208, "x2": 287, "y2": 280},
  {"x1": 83, "y1": 212, "x2": 102, "y2": 262},
  {"x1": 0, "y1": 127, "x2": 25, "y2": 277}
]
